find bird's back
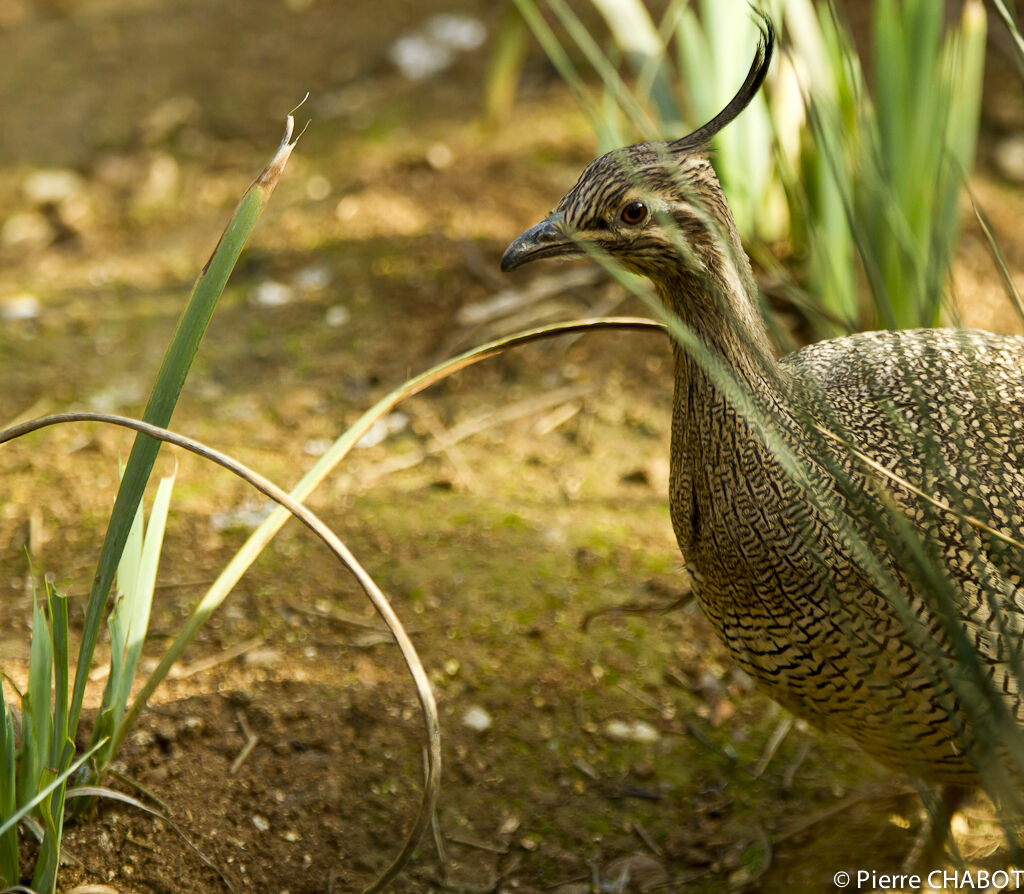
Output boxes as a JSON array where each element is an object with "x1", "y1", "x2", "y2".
[
  {"x1": 711, "y1": 327, "x2": 1024, "y2": 782},
  {"x1": 784, "y1": 328, "x2": 1024, "y2": 566}
]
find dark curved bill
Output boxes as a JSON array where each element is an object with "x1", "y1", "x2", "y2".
[{"x1": 500, "y1": 217, "x2": 582, "y2": 272}]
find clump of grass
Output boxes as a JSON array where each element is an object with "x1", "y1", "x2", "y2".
[
  {"x1": 0, "y1": 114, "x2": 300, "y2": 894},
  {"x1": 0, "y1": 578, "x2": 72, "y2": 891},
  {"x1": 506, "y1": 0, "x2": 986, "y2": 334},
  {"x1": 823, "y1": 0, "x2": 985, "y2": 330}
]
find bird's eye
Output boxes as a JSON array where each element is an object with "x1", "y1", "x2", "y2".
[{"x1": 619, "y1": 201, "x2": 647, "y2": 225}]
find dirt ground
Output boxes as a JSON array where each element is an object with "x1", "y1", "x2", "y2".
[{"x1": 2, "y1": 1, "x2": 1024, "y2": 892}]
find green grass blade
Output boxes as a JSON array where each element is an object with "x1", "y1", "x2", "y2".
[
  {"x1": 483, "y1": 3, "x2": 530, "y2": 126},
  {"x1": 0, "y1": 740, "x2": 106, "y2": 841},
  {"x1": 31, "y1": 583, "x2": 70, "y2": 894},
  {"x1": 124, "y1": 473, "x2": 174, "y2": 688},
  {"x1": 115, "y1": 471, "x2": 146, "y2": 606},
  {"x1": 549, "y1": 0, "x2": 657, "y2": 141},
  {"x1": 0, "y1": 689, "x2": 17, "y2": 887},
  {"x1": 16, "y1": 588, "x2": 51, "y2": 810},
  {"x1": 991, "y1": 0, "x2": 1024, "y2": 71},
  {"x1": 588, "y1": 0, "x2": 679, "y2": 133},
  {"x1": 513, "y1": 0, "x2": 620, "y2": 148},
  {"x1": 966, "y1": 183, "x2": 1024, "y2": 327},
  {"x1": 46, "y1": 582, "x2": 70, "y2": 769},
  {"x1": 92, "y1": 471, "x2": 174, "y2": 774},
  {"x1": 72, "y1": 118, "x2": 300, "y2": 753}
]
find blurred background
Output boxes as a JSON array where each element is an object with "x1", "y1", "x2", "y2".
[{"x1": 1, "y1": 1, "x2": 1024, "y2": 891}]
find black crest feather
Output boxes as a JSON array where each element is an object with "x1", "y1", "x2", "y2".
[{"x1": 669, "y1": 14, "x2": 775, "y2": 154}]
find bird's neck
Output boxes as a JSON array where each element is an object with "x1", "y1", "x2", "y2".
[
  {"x1": 653, "y1": 246, "x2": 780, "y2": 398},
  {"x1": 655, "y1": 250, "x2": 796, "y2": 553}
]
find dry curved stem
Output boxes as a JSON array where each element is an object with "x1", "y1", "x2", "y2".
[
  {"x1": 0, "y1": 412, "x2": 437, "y2": 894},
  {"x1": 0, "y1": 317, "x2": 669, "y2": 890},
  {"x1": 116, "y1": 316, "x2": 668, "y2": 765},
  {"x1": 580, "y1": 586, "x2": 693, "y2": 631}
]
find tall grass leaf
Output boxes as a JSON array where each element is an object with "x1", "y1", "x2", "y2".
[
  {"x1": 483, "y1": 3, "x2": 531, "y2": 127},
  {"x1": 72, "y1": 116, "x2": 301, "y2": 763},
  {"x1": 548, "y1": 0, "x2": 657, "y2": 142},
  {"x1": 991, "y1": 0, "x2": 1024, "y2": 71},
  {"x1": 938, "y1": 0, "x2": 986, "y2": 318},
  {"x1": 16, "y1": 589, "x2": 51, "y2": 810},
  {"x1": 565, "y1": 0, "x2": 668, "y2": 138},
  {"x1": 0, "y1": 689, "x2": 17, "y2": 887},
  {"x1": 673, "y1": 1, "x2": 781, "y2": 239},
  {"x1": 589, "y1": 0, "x2": 680, "y2": 130},
  {"x1": 92, "y1": 471, "x2": 175, "y2": 773},
  {"x1": 0, "y1": 741, "x2": 106, "y2": 841},
  {"x1": 641, "y1": 0, "x2": 689, "y2": 132},
  {"x1": 776, "y1": 0, "x2": 859, "y2": 331},
  {"x1": 30, "y1": 582, "x2": 70, "y2": 894},
  {"x1": 672, "y1": 7, "x2": 712, "y2": 130},
  {"x1": 513, "y1": 0, "x2": 619, "y2": 148},
  {"x1": 966, "y1": 184, "x2": 1024, "y2": 327},
  {"x1": 46, "y1": 581, "x2": 70, "y2": 771}
]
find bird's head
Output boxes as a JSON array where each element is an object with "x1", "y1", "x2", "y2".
[{"x1": 500, "y1": 19, "x2": 774, "y2": 294}]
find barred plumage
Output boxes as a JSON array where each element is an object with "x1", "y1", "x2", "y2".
[{"x1": 502, "y1": 20, "x2": 1024, "y2": 790}]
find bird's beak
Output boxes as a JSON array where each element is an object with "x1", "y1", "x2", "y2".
[{"x1": 500, "y1": 216, "x2": 580, "y2": 272}]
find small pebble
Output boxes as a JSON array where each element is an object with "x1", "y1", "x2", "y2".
[
  {"x1": 136, "y1": 154, "x2": 180, "y2": 206},
  {"x1": 245, "y1": 648, "x2": 282, "y2": 668},
  {"x1": 23, "y1": 168, "x2": 83, "y2": 205},
  {"x1": 1, "y1": 293, "x2": 41, "y2": 321},
  {"x1": 355, "y1": 412, "x2": 408, "y2": 448},
  {"x1": 324, "y1": 304, "x2": 351, "y2": 327},
  {"x1": 426, "y1": 142, "x2": 453, "y2": 170},
  {"x1": 389, "y1": 15, "x2": 486, "y2": 80},
  {"x1": 462, "y1": 706, "x2": 492, "y2": 732},
  {"x1": 389, "y1": 35, "x2": 452, "y2": 80},
  {"x1": 335, "y1": 196, "x2": 359, "y2": 221},
  {"x1": 995, "y1": 134, "x2": 1024, "y2": 183},
  {"x1": 211, "y1": 500, "x2": 275, "y2": 531},
  {"x1": 1, "y1": 211, "x2": 54, "y2": 249},
  {"x1": 604, "y1": 719, "x2": 660, "y2": 744},
  {"x1": 427, "y1": 14, "x2": 486, "y2": 51},
  {"x1": 294, "y1": 263, "x2": 332, "y2": 290},
  {"x1": 303, "y1": 438, "x2": 333, "y2": 456},
  {"x1": 252, "y1": 280, "x2": 295, "y2": 307},
  {"x1": 143, "y1": 94, "x2": 199, "y2": 143}
]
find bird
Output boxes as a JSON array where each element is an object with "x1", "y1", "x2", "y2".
[{"x1": 500, "y1": 18, "x2": 1024, "y2": 808}]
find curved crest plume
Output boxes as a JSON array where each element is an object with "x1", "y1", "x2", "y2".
[{"x1": 669, "y1": 14, "x2": 775, "y2": 154}]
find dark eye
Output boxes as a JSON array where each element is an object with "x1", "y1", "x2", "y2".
[{"x1": 619, "y1": 201, "x2": 647, "y2": 225}]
